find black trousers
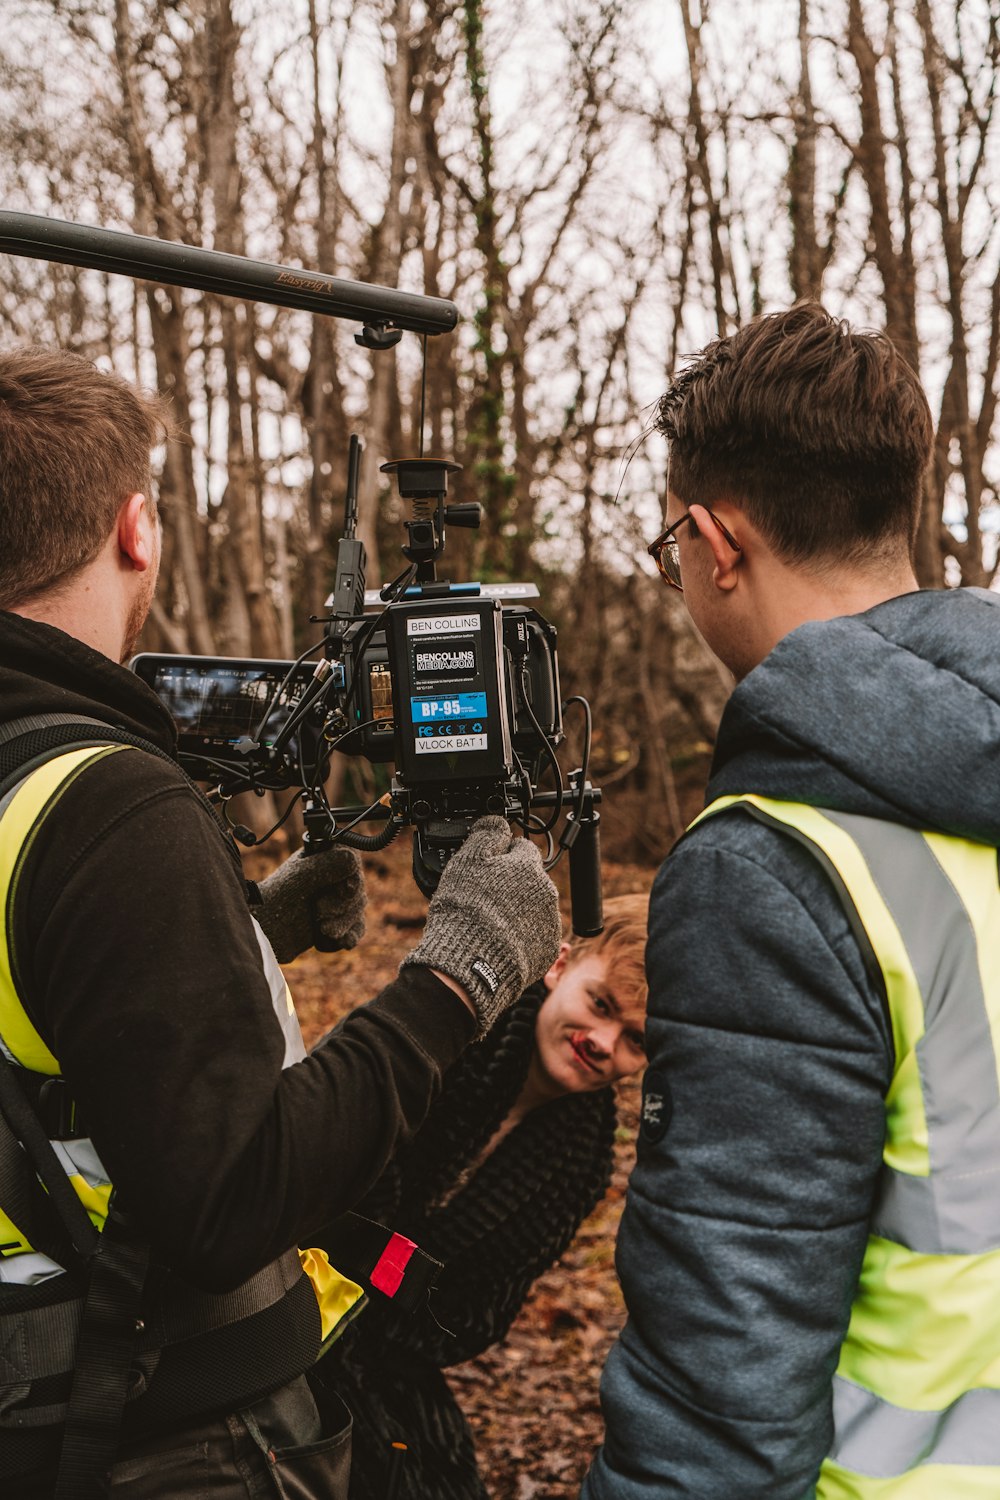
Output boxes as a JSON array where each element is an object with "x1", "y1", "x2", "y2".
[{"x1": 15, "y1": 1376, "x2": 352, "y2": 1499}]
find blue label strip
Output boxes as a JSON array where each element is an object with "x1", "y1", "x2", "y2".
[{"x1": 410, "y1": 693, "x2": 488, "y2": 723}]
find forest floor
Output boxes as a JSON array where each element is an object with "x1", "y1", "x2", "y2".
[{"x1": 260, "y1": 834, "x2": 650, "y2": 1499}]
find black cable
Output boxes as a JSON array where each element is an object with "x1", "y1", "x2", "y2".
[
  {"x1": 509, "y1": 748, "x2": 533, "y2": 833},
  {"x1": 524, "y1": 814, "x2": 556, "y2": 866},
  {"x1": 518, "y1": 672, "x2": 564, "y2": 835},
  {"x1": 322, "y1": 716, "x2": 385, "y2": 756},
  {"x1": 418, "y1": 334, "x2": 428, "y2": 457},
  {"x1": 340, "y1": 579, "x2": 412, "y2": 727},
  {"x1": 252, "y1": 637, "x2": 327, "y2": 748},
  {"x1": 222, "y1": 788, "x2": 301, "y2": 846},
  {"x1": 379, "y1": 561, "x2": 418, "y2": 604},
  {"x1": 562, "y1": 695, "x2": 593, "y2": 820},
  {"x1": 335, "y1": 799, "x2": 403, "y2": 851},
  {"x1": 196, "y1": 747, "x2": 304, "y2": 796}
]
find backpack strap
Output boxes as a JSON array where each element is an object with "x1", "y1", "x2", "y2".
[
  {"x1": 0, "y1": 1048, "x2": 135, "y2": 1500},
  {"x1": 0, "y1": 1053, "x2": 97, "y2": 1272},
  {"x1": 0, "y1": 714, "x2": 183, "y2": 798},
  {"x1": 0, "y1": 713, "x2": 244, "y2": 874},
  {"x1": 0, "y1": 715, "x2": 164, "y2": 1497}
]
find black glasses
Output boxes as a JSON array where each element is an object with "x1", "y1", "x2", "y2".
[{"x1": 647, "y1": 509, "x2": 741, "y2": 591}]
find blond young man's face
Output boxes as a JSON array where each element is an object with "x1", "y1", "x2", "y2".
[{"x1": 532, "y1": 950, "x2": 646, "y2": 1097}]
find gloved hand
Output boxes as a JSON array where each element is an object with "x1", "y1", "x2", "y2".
[
  {"x1": 401, "y1": 816, "x2": 562, "y2": 1033},
  {"x1": 255, "y1": 845, "x2": 367, "y2": 963}
]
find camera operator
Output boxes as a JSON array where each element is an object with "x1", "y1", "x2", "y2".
[
  {"x1": 583, "y1": 304, "x2": 1000, "y2": 1498},
  {"x1": 0, "y1": 344, "x2": 561, "y2": 1500}
]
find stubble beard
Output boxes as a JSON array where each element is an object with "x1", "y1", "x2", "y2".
[{"x1": 120, "y1": 568, "x2": 157, "y2": 663}]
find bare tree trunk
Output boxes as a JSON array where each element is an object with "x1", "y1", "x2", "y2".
[
  {"x1": 303, "y1": 0, "x2": 350, "y2": 620},
  {"x1": 204, "y1": 0, "x2": 281, "y2": 654},
  {"x1": 844, "y1": 0, "x2": 919, "y2": 368},
  {"x1": 914, "y1": 0, "x2": 987, "y2": 587},
  {"x1": 788, "y1": 0, "x2": 823, "y2": 301},
  {"x1": 679, "y1": 0, "x2": 731, "y2": 334},
  {"x1": 361, "y1": 0, "x2": 414, "y2": 587}
]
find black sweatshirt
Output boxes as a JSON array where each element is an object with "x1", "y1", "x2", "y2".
[{"x1": 0, "y1": 611, "x2": 475, "y2": 1291}]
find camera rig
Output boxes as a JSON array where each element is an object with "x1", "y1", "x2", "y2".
[{"x1": 0, "y1": 211, "x2": 603, "y2": 934}]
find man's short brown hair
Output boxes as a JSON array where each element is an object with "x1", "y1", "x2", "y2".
[
  {"x1": 565, "y1": 893, "x2": 648, "y2": 1021},
  {"x1": 656, "y1": 303, "x2": 933, "y2": 566},
  {"x1": 0, "y1": 345, "x2": 172, "y2": 609}
]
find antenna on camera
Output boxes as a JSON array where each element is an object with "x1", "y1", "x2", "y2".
[
  {"x1": 344, "y1": 434, "x2": 362, "y2": 538},
  {"x1": 326, "y1": 435, "x2": 367, "y2": 657}
]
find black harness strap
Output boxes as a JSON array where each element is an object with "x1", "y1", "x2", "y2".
[
  {"x1": 0, "y1": 715, "x2": 244, "y2": 879},
  {"x1": 0, "y1": 1099, "x2": 81, "y2": 1272},
  {"x1": 0, "y1": 716, "x2": 160, "y2": 1498},
  {"x1": 53, "y1": 1215, "x2": 149, "y2": 1500},
  {"x1": 0, "y1": 717, "x2": 178, "y2": 793},
  {"x1": 0, "y1": 1056, "x2": 97, "y2": 1269},
  {"x1": 0, "y1": 1057, "x2": 136, "y2": 1500}
]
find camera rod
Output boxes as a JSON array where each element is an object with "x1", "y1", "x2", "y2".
[{"x1": 0, "y1": 212, "x2": 458, "y2": 337}]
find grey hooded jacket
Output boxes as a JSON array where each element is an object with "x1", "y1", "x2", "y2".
[{"x1": 583, "y1": 587, "x2": 1000, "y2": 1499}]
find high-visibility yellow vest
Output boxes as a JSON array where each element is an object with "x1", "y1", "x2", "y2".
[
  {"x1": 0, "y1": 744, "x2": 362, "y2": 1341},
  {"x1": 696, "y1": 795, "x2": 1000, "y2": 1498}
]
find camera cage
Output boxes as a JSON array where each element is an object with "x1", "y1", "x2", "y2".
[{"x1": 0, "y1": 211, "x2": 602, "y2": 933}]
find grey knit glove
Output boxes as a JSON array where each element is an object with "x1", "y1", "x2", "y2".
[
  {"x1": 401, "y1": 816, "x2": 562, "y2": 1033},
  {"x1": 255, "y1": 845, "x2": 367, "y2": 963}
]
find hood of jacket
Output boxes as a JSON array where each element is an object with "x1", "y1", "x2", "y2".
[
  {"x1": 0, "y1": 610, "x2": 177, "y2": 754},
  {"x1": 707, "y1": 586, "x2": 1000, "y2": 846}
]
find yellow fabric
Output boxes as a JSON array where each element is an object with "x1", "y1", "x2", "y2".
[
  {"x1": 0, "y1": 746, "x2": 127, "y2": 1257},
  {"x1": 696, "y1": 795, "x2": 929, "y2": 1174},
  {"x1": 67, "y1": 1173, "x2": 113, "y2": 1234},
  {"x1": 0, "y1": 1175, "x2": 114, "y2": 1258},
  {"x1": 838, "y1": 1235, "x2": 1000, "y2": 1408},
  {"x1": 818, "y1": 1461, "x2": 1000, "y2": 1499},
  {"x1": 298, "y1": 1246, "x2": 365, "y2": 1342},
  {"x1": 0, "y1": 746, "x2": 126, "y2": 1073},
  {"x1": 695, "y1": 797, "x2": 1000, "y2": 1498},
  {"x1": 0, "y1": 1204, "x2": 30, "y2": 1256}
]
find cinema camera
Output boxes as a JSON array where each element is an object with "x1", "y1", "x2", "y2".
[{"x1": 0, "y1": 212, "x2": 603, "y2": 934}]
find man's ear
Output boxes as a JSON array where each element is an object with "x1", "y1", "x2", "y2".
[
  {"x1": 543, "y1": 941, "x2": 573, "y2": 992},
  {"x1": 117, "y1": 493, "x2": 156, "y2": 572},
  {"x1": 689, "y1": 503, "x2": 741, "y2": 592}
]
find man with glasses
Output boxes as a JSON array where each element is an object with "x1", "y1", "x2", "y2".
[{"x1": 583, "y1": 303, "x2": 1000, "y2": 1498}]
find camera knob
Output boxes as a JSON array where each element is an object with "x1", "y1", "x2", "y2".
[{"x1": 413, "y1": 799, "x2": 432, "y2": 820}]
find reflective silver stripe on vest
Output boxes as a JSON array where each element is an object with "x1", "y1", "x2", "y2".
[
  {"x1": 251, "y1": 917, "x2": 306, "y2": 1068},
  {"x1": 0, "y1": 1137, "x2": 114, "y2": 1285},
  {"x1": 830, "y1": 1374, "x2": 1000, "y2": 1476},
  {"x1": 825, "y1": 811, "x2": 1000, "y2": 1256}
]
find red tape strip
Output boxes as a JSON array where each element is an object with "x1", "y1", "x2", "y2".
[{"x1": 370, "y1": 1232, "x2": 417, "y2": 1298}]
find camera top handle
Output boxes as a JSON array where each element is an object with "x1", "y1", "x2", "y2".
[{"x1": 0, "y1": 212, "x2": 458, "y2": 340}]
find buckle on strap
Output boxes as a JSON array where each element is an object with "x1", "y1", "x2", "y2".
[{"x1": 37, "y1": 1078, "x2": 82, "y2": 1140}]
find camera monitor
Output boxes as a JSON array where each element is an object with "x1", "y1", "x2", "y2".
[{"x1": 131, "y1": 654, "x2": 324, "y2": 771}]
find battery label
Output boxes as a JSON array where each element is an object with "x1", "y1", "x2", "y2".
[
  {"x1": 407, "y1": 614, "x2": 482, "y2": 637},
  {"x1": 414, "y1": 734, "x2": 489, "y2": 754},
  {"x1": 414, "y1": 647, "x2": 476, "y2": 674},
  {"x1": 410, "y1": 693, "x2": 488, "y2": 723}
]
